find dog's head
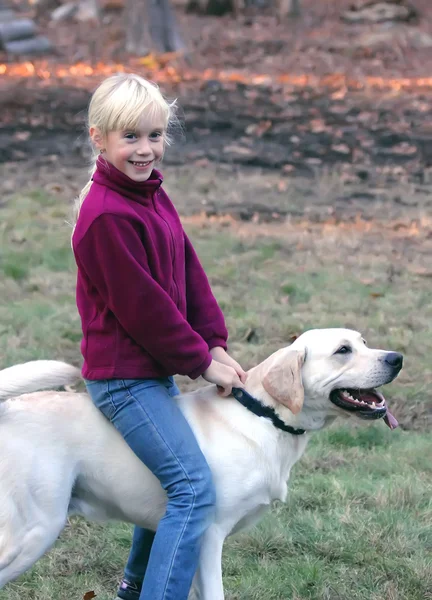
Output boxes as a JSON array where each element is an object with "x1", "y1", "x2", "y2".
[{"x1": 249, "y1": 328, "x2": 402, "y2": 430}]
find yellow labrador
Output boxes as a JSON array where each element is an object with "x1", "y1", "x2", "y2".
[{"x1": 0, "y1": 329, "x2": 401, "y2": 598}]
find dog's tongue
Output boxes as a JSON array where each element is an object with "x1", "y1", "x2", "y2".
[{"x1": 384, "y1": 407, "x2": 399, "y2": 430}]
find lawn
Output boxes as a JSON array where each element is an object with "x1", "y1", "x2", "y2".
[{"x1": 0, "y1": 172, "x2": 431, "y2": 599}]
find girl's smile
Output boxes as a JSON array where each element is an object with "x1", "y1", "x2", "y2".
[{"x1": 129, "y1": 159, "x2": 154, "y2": 168}]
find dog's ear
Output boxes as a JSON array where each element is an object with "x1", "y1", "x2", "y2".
[{"x1": 262, "y1": 348, "x2": 305, "y2": 414}]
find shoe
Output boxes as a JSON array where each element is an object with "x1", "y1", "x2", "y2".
[{"x1": 115, "y1": 578, "x2": 142, "y2": 600}]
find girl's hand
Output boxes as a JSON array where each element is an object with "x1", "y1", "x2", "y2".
[
  {"x1": 210, "y1": 347, "x2": 248, "y2": 385},
  {"x1": 202, "y1": 359, "x2": 244, "y2": 397}
]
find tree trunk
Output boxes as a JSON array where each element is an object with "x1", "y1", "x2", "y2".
[
  {"x1": 288, "y1": 0, "x2": 300, "y2": 17},
  {"x1": 276, "y1": 0, "x2": 301, "y2": 18},
  {"x1": 125, "y1": 0, "x2": 185, "y2": 56},
  {"x1": 186, "y1": 0, "x2": 235, "y2": 16},
  {"x1": 186, "y1": 0, "x2": 300, "y2": 16}
]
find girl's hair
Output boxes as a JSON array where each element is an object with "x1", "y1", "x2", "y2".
[{"x1": 74, "y1": 73, "x2": 177, "y2": 222}]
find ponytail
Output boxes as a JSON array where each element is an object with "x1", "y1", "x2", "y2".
[{"x1": 73, "y1": 156, "x2": 97, "y2": 224}]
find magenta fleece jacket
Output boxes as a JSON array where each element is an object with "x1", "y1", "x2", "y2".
[{"x1": 72, "y1": 158, "x2": 228, "y2": 380}]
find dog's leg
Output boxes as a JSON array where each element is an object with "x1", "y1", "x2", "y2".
[
  {"x1": 0, "y1": 516, "x2": 66, "y2": 588},
  {"x1": 193, "y1": 524, "x2": 226, "y2": 600}
]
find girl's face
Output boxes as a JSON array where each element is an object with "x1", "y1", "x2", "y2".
[{"x1": 91, "y1": 116, "x2": 165, "y2": 182}]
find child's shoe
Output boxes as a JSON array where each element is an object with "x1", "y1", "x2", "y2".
[{"x1": 116, "y1": 578, "x2": 142, "y2": 600}]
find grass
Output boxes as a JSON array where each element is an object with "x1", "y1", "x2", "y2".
[
  {"x1": 0, "y1": 182, "x2": 431, "y2": 599},
  {"x1": 223, "y1": 429, "x2": 432, "y2": 600}
]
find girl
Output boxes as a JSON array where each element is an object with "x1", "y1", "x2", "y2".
[{"x1": 72, "y1": 73, "x2": 246, "y2": 600}]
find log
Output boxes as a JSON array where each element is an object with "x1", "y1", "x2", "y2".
[
  {"x1": 3, "y1": 35, "x2": 52, "y2": 55},
  {"x1": 0, "y1": 19, "x2": 36, "y2": 44},
  {"x1": 0, "y1": 9, "x2": 17, "y2": 22}
]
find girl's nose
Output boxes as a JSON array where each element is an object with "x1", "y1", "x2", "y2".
[{"x1": 136, "y1": 139, "x2": 152, "y2": 155}]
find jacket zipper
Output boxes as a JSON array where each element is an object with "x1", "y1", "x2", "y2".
[{"x1": 152, "y1": 190, "x2": 180, "y2": 307}]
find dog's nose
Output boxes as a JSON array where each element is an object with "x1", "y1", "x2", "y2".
[{"x1": 385, "y1": 352, "x2": 403, "y2": 370}]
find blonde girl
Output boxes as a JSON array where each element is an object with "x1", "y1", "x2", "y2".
[{"x1": 71, "y1": 73, "x2": 246, "y2": 600}]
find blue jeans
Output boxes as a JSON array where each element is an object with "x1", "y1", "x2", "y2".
[{"x1": 85, "y1": 377, "x2": 216, "y2": 600}]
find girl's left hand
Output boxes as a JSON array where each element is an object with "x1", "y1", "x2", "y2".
[{"x1": 210, "y1": 347, "x2": 247, "y2": 385}]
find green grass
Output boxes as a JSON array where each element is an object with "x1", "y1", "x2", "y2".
[
  {"x1": 223, "y1": 430, "x2": 432, "y2": 600},
  {"x1": 0, "y1": 187, "x2": 431, "y2": 599}
]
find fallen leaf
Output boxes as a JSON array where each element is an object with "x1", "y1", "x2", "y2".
[
  {"x1": 83, "y1": 592, "x2": 97, "y2": 600},
  {"x1": 310, "y1": 119, "x2": 326, "y2": 133},
  {"x1": 331, "y1": 88, "x2": 347, "y2": 100},
  {"x1": 13, "y1": 131, "x2": 31, "y2": 141},
  {"x1": 223, "y1": 144, "x2": 254, "y2": 156},
  {"x1": 138, "y1": 54, "x2": 159, "y2": 68},
  {"x1": 45, "y1": 183, "x2": 64, "y2": 193},
  {"x1": 255, "y1": 120, "x2": 272, "y2": 137},
  {"x1": 241, "y1": 328, "x2": 258, "y2": 343},
  {"x1": 193, "y1": 158, "x2": 210, "y2": 168},
  {"x1": 332, "y1": 143, "x2": 351, "y2": 155},
  {"x1": 410, "y1": 267, "x2": 432, "y2": 277},
  {"x1": 370, "y1": 292, "x2": 384, "y2": 298},
  {"x1": 390, "y1": 143, "x2": 417, "y2": 156}
]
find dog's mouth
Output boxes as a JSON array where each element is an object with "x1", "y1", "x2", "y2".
[{"x1": 330, "y1": 388, "x2": 398, "y2": 429}]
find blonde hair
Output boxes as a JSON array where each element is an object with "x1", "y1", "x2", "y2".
[{"x1": 74, "y1": 73, "x2": 176, "y2": 223}]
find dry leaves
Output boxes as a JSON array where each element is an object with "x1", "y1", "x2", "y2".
[{"x1": 409, "y1": 267, "x2": 432, "y2": 278}]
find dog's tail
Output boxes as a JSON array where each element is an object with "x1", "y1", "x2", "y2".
[{"x1": 0, "y1": 360, "x2": 81, "y2": 400}]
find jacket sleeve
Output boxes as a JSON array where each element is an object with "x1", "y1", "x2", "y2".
[
  {"x1": 184, "y1": 232, "x2": 228, "y2": 351},
  {"x1": 74, "y1": 214, "x2": 212, "y2": 379}
]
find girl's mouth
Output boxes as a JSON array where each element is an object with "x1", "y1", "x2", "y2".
[{"x1": 129, "y1": 160, "x2": 153, "y2": 168}]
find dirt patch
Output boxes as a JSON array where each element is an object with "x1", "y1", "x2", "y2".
[
  {"x1": 3, "y1": 0, "x2": 432, "y2": 80},
  {"x1": 1, "y1": 1, "x2": 432, "y2": 233},
  {"x1": 2, "y1": 78, "x2": 432, "y2": 182},
  {"x1": 2, "y1": 1, "x2": 432, "y2": 185}
]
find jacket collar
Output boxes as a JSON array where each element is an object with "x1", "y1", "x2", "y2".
[{"x1": 92, "y1": 156, "x2": 163, "y2": 204}]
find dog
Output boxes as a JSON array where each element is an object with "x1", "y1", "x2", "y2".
[{"x1": 0, "y1": 328, "x2": 402, "y2": 599}]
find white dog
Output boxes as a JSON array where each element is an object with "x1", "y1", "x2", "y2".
[{"x1": 0, "y1": 329, "x2": 402, "y2": 599}]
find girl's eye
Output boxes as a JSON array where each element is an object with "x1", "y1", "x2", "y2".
[
  {"x1": 150, "y1": 131, "x2": 162, "y2": 140},
  {"x1": 335, "y1": 345, "x2": 351, "y2": 355},
  {"x1": 124, "y1": 132, "x2": 137, "y2": 140}
]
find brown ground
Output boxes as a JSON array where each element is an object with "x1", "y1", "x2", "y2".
[
  {"x1": 4, "y1": 0, "x2": 432, "y2": 80},
  {"x1": 2, "y1": 0, "x2": 432, "y2": 190}
]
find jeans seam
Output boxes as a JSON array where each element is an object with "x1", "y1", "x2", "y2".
[
  {"x1": 124, "y1": 385, "x2": 198, "y2": 599},
  {"x1": 105, "y1": 379, "x2": 117, "y2": 419},
  {"x1": 121, "y1": 379, "x2": 162, "y2": 399},
  {"x1": 161, "y1": 491, "x2": 196, "y2": 599}
]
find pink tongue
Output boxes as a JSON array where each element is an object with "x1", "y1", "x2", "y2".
[{"x1": 384, "y1": 408, "x2": 399, "y2": 430}]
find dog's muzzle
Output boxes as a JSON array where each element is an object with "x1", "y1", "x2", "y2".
[{"x1": 329, "y1": 352, "x2": 403, "y2": 430}]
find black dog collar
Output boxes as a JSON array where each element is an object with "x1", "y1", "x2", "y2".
[{"x1": 231, "y1": 388, "x2": 306, "y2": 435}]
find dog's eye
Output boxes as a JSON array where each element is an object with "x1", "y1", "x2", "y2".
[{"x1": 335, "y1": 345, "x2": 351, "y2": 355}]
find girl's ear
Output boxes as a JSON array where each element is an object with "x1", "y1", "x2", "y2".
[{"x1": 89, "y1": 127, "x2": 105, "y2": 150}]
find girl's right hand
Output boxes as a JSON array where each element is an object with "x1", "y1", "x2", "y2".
[{"x1": 202, "y1": 359, "x2": 244, "y2": 397}]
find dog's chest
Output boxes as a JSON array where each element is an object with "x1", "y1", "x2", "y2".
[
  {"x1": 230, "y1": 502, "x2": 272, "y2": 535},
  {"x1": 227, "y1": 475, "x2": 289, "y2": 537}
]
